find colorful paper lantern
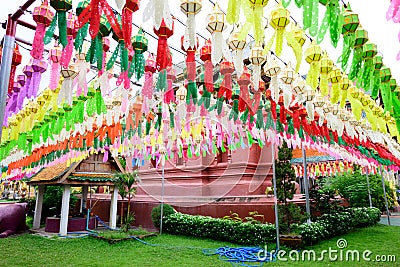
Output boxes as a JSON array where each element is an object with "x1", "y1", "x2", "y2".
[
  {"x1": 206, "y1": 2, "x2": 226, "y2": 65},
  {"x1": 181, "y1": 0, "x2": 202, "y2": 49},
  {"x1": 228, "y1": 24, "x2": 246, "y2": 76},
  {"x1": 50, "y1": 0, "x2": 73, "y2": 47},
  {"x1": 200, "y1": 39, "x2": 213, "y2": 93},
  {"x1": 31, "y1": 0, "x2": 54, "y2": 59}
]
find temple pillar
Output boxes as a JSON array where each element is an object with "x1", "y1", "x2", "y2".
[
  {"x1": 80, "y1": 185, "x2": 88, "y2": 214},
  {"x1": 109, "y1": 186, "x2": 119, "y2": 229},
  {"x1": 59, "y1": 185, "x2": 71, "y2": 236},
  {"x1": 32, "y1": 185, "x2": 44, "y2": 229}
]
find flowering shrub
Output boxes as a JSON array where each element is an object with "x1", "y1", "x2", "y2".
[{"x1": 349, "y1": 207, "x2": 381, "y2": 227}]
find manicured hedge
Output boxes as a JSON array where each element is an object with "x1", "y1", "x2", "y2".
[
  {"x1": 163, "y1": 207, "x2": 381, "y2": 246},
  {"x1": 163, "y1": 213, "x2": 276, "y2": 245},
  {"x1": 299, "y1": 207, "x2": 381, "y2": 245}
]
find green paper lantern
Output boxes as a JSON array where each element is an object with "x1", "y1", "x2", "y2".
[
  {"x1": 390, "y1": 78, "x2": 397, "y2": 92},
  {"x1": 353, "y1": 27, "x2": 368, "y2": 48},
  {"x1": 374, "y1": 56, "x2": 383, "y2": 70},
  {"x1": 380, "y1": 67, "x2": 392, "y2": 83},
  {"x1": 362, "y1": 42, "x2": 377, "y2": 59},
  {"x1": 112, "y1": 14, "x2": 123, "y2": 42},
  {"x1": 44, "y1": 114, "x2": 52, "y2": 123},
  {"x1": 49, "y1": 111, "x2": 58, "y2": 119},
  {"x1": 99, "y1": 15, "x2": 111, "y2": 37},
  {"x1": 76, "y1": 0, "x2": 90, "y2": 16},
  {"x1": 63, "y1": 103, "x2": 73, "y2": 112},
  {"x1": 132, "y1": 28, "x2": 148, "y2": 52},
  {"x1": 342, "y1": 7, "x2": 359, "y2": 34},
  {"x1": 87, "y1": 87, "x2": 96, "y2": 98},
  {"x1": 50, "y1": 0, "x2": 72, "y2": 11},
  {"x1": 56, "y1": 108, "x2": 65, "y2": 117},
  {"x1": 319, "y1": 0, "x2": 329, "y2": 5}
]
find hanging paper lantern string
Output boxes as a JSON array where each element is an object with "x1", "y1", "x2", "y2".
[
  {"x1": 227, "y1": 0, "x2": 241, "y2": 24},
  {"x1": 7, "y1": 45, "x2": 22, "y2": 102},
  {"x1": 265, "y1": 2, "x2": 290, "y2": 57},
  {"x1": 228, "y1": 24, "x2": 246, "y2": 76},
  {"x1": 338, "y1": 5, "x2": 359, "y2": 70},
  {"x1": 238, "y1": 66, "x2": 251, "y2": 114},
  {"x1": 58, "y1": 65, "x2": 77, "y2": 105},
  {"x1": 50, "y1": 0, "x2": 72, "y2": 47},
  {"x1": 130, "y1": 28, "x2": 148, "y2": 81},
  {"x1": 286, "y1": 24, "x2": 305, "y2": 72},
  {"x1": 219, "y1": 58, "x2": 235, "y2": 100},
  {"x1": 180, "y1": 0, "x2": 202, "y2": 49},
  {"x1": 122, "y1": 0, "x2": 140, "y2": 55},
  {"x1": 31, "y1": 0, "x2": 54, "y2": 59},
  {"x1": 164, "y1": 65, "x2": 176, "y2": 104},
  {"x1": 250, "y1": 43, "x2": 265, "y2": 93},
  {"x1": 60, "y1": 12, "x2": 76, "y2": 69},
  {"x1": 263, "y1": 54, "x2": 281, "y2": 103},
  {"x1": 280, "y1": 62, "x2": 295, "y2": 110},
  {"x1": 75, "y1": 50, "x2": 90, "y2": 97},
  {"x1": 316, "y1": 0, "x2": 340, "y2": 47},
  {"x1": 239, "y1": 0, "x2": 269, "y2": 43},
  {"x1": 319, "y1": 52, "x2": 333, "y2": 97},
  {"x1": 358, "y1": 42, "x2": 377, "y2": 90},
  {"x1": 305, "y1": 41, "x2": 322, "y2": 90},
  {"x1": 339, "y1": 74, "x2": 350, "y2": 108},
  {"x1": 379, "y1": 67, "x2": 392, "y2": 113},
  {"x1": 371, "y1": 55, "x2": 383, "y2": 99},
  {"x1": 302, "y1": 0, "x2": 319, "y2": 36},
  {"x1": 74, "y1": 0, "x2": 90, "y2": 53},
  {"x1": 49, "y1": 45, "x2": 62, "y2": 91},
  {"x1": 154, "y1": 19, "x2": 174, "y2": 71},
  {"x1": 107, "y1": 15, "x2": 130, "y2": 89},
  {"x1": 200, "y1": 39, "x2": 213, "y2": 92},
  {"x1": 30, "y1": 59, "x2": 48, "y2": 99},
  {"x1": 348, "y1": 26, "x2": 369, "y2": 81},
  {"x1": 206, "y1": 2, "x2": 227, "y2": 65},
  {"x1": 141, "y1": 54, "x2": 157, "y2": 114},
  {"x1": 86, "y1": 16, "x2": 111, "y2": 72}
]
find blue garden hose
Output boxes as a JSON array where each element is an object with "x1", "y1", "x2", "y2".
[{"x1": 203, "y1": 246, "x2": 276, "y2": 267}]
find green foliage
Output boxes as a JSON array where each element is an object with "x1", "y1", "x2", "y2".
[
  {"x1": 299, "y1": 207, "x2": 381, "y2": 245},
  {"x1": 277, "y1": 203, "x2": 306, "y2": 234},
  {"x1": 275, "y1": 142, "x2": 297, "y2": 203},
  {"x1": 151, "y1": 204, "x2": 176, "y2": 228},
  {"x1": 97, "y1": 228, "x2": 151, "y2": 240},
  {"x1": 163, "y1": 212, "x2": 277, "y2": 245},
  {"x1": 222, "y1": 211, "x2": 265, "y2": 224},
  {"x1": 114, "y1": 171, "x2": 138, "y2": 232},
  {"x1": 309, "y1": 178, "x2": 343, "y2": 216},
  {"x1": 29, "y1": 186, "x2": 78, "y2": 221},
  {"x1": 322, "y1": 171, "x2": 395, "y2": 211},
  {"x1": 275, "y1": 142, "x2": 300, "y2": 233}
]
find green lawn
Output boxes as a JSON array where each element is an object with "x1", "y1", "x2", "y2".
[{"x1": 0, "y1": 224, "x2": 399, "y2": 267}]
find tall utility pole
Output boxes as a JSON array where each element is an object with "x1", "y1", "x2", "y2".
[{"x1": 0, "y1": 0, "x2": 37, "y2": 140}]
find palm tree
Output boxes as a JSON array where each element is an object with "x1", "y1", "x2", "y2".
[{"x1": 114, "y1": 171, "x2": 138, "y2": 232}]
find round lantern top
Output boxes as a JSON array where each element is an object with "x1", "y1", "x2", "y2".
[
  {"x1": 270, "y1": 3, "x2": 290, "y2": 30},
  {"x1": 249, "y1": 0, "x2": 269, "y2": 7},
  {"x1": 250, "y1": 43, "x2": 265, "y2": 65},
  {"x1": 154, "y1": 19, "x2": 174, "y2": 38},
  {"x1": 99, "y1": 15, "x2": 112, "y2": 37},
  {"x1": 206, "y1": 2, "x2": 226, "y2": 34},
  {"x1": 132, "y1": 28, "x2": 148, "y2": 52},
  {"x1": 228, "y1": 24, "x2": 246, "y2": 51},
  {"x1": 12, "y1": 45, "x2": 22, "y2": 66},
  {"x1": 50, "y1": 0, "x2": 72, "y2": 12},
  {"x1": 50, "y1": 45, "x2": 62, "y2": 63},
  {"x1": 220, "y1": 58, "x2": 235, "y2": 75},
  {"x1": 320, "y1": 52, "x2": 333, "y2": 74},
  {"x1": 145, "y1": 54, "x2": 157, "y2": 73},
  {"x1": 353, "y1": 26, "x2": 368, "y2": 48},
  {"x1": 305, "y1": 41, "x2": 322, "y2": 63},
  {"x1": 181, "y1": 0, "x2": 202, "y2": 16},
  {"x1": 342, "y1": 6, "x2": 359, "y2": 34},
  {"x1": 176, "y1": 84, "x2": 187, "y2": 101},
  {"x1": 76, "y1": 0, "x2": 90, "y2": 16}
]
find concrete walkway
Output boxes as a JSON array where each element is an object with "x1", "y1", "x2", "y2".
[{"x1": 380, "y1": 214, "x2": 400, "y2": 226}]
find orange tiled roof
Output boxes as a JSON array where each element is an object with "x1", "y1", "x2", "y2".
[{"x1": 30, "y1": 162, "x2": 70, "y2": 182}]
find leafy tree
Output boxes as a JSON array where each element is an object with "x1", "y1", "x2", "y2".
[
  {"x1": 114, "y1": 171, "x2": 138, "y2": 232},
  {"x1": 323, "y1": 170, "x2": 395, "y2": 211},
  {"x1": 275, "y1": 142, "x2": 305, "y2": 233}
]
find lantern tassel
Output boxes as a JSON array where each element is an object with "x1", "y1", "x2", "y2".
[
  {"x1": 233, "y1": 49, "x2": 244, "y2": 77},
  {"x1": 58, "y1": 11, "x2": 68, "y2": 47},
  {"x1": 204, "y1": 61, "x2": 213, "y2": 92},
  {"x1": 211, "y1": 32, "x2": 223, "y2": 65},
  {"x1": 61, "y1": 36, "x2": 74, "y2": 69},
  {"x1": 306, "y1": 101, "x2": 314, "y2": 120},
  {"x1": 31, "y1": 24, "x2": 46, "y2": 59}
]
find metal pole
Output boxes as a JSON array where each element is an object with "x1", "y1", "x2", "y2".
[
  {"x1": 0, "y1": 0, "x2": 37, "y2": 140},
  {"x1": 302, "y1": 145, "x2": 311, "y2": 224},
  {"x1": 365, "y1": 168, "x2": 373, "y2": 208},
  {"x1": 379, "y1": 166, "x2": 391, "y2": 225},
  {"x1": 271, "y1": 120, "x2": 280, "y2": 251},
  {"x1": 159, "y1": 163, "x2": 165, "y2": 234}
]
